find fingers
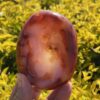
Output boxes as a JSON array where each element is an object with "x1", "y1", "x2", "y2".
[
  {"x1": 32, "y1": 86, "x2": 41, "y2": 100},
  {"x1": 47, "y1": 81, "x2": 72, "y2": 100},
  {"x1": 10, "y1": 73, "x2": 33, "y2": 100},
  {"x1": 10, "y1": 73, "x2": 72, "y2": 100}
]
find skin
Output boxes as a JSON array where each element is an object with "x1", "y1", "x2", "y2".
[
  {"x1": 10, "y1": 73, "x2": 72, "y2": 100},
  {"x1": 10, "y1": 10, "x2": 77, "y2": 100}
]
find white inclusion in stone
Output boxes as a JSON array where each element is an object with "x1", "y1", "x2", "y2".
[{"x1": 34, "y1": 50, "x2": 63, "y2": 80}]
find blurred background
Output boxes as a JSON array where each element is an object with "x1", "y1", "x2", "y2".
[{"x1": 0, "y1": 0, "x2": 100, "y2": 100}]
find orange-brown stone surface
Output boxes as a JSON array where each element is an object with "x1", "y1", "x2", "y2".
[{"x1": 16, "y1": 10, "x2": 77, "y2": 90}]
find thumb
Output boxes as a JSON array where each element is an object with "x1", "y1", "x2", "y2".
[{"x1": 10, "y1": 73, "x2": 33, "y2": 100}]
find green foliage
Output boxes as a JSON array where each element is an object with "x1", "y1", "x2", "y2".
[
  {"x1": 0, "y1": 0, "x2": 41, "y2": 73},
  {"x1": 40, "y1": 0, "x2": 60, "y2": 9},
  {"x1": 0, "y1": 0, "x2": 100, "y2": 100},
  {"x1": 0, "y1": 33, "x2": 17, "y2": 73},
  {"x1": 71, "y1": 73, "x2": 100, "y2": 100},
  {"x1": 0, "y1": 68, "x2": 16, "y2": 100}
]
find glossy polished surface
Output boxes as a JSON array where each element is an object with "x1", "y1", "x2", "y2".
[{"x1": 16, "y1": 11, "x2": 77, "y2": 89}]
